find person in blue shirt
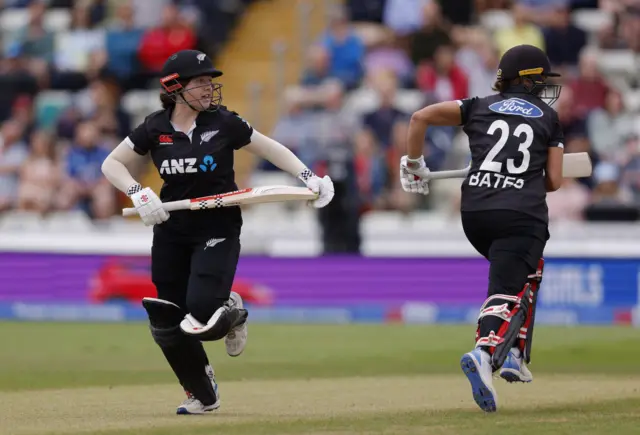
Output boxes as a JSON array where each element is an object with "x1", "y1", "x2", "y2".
[{"x1": 57, "y1": 121, "x2": 115, "y2": 219}]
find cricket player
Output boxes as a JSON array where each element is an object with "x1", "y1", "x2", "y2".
[
  {"x1": 399, "y1": 45, "x2": 564, "y2": 412},
  {"x1": 101, "y1": 49, "x2": 334, "y2": 414}
]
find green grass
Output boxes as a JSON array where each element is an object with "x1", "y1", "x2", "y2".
[
  {"x1": 87, "y1": 399, "x2": 640, "y2": 435},
  {"x1": 2, "y1": 322, "x2": 640, "y2": 434},
  {"x1": 1, "y1": 323, "x2": 639, "y2": 391}
]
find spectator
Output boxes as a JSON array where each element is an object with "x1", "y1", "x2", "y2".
[
  {"x1": 105, "y1": 0, "x2": 145, "y2": 89},
  {"x1": 383, "y1": 0, "x2": 429, "y2": 36},
  {"x1": 587, "y1": 162, "x2": 633, "y2": 207},
  {"x1": 542, "y1": 3, "x2": 587, "y2": 69},
  {"x1": 620, "y1": 135, "x2": 640, "y2": 204},
  {"x1": 555, "y1": 87, "x2": 589, "y2": 148},
  {"x1": 408, "y1": 1, "x2": 451, "y2": 66},
  {"x1": 0, "y1": 45, "x2": 40, "y2": 123},
  {"x1": 546, "y1": 178, "x2": 591, "y2": 221},
  {"x1": 385, "y1": 121, "x2": 423, "y2": 212},
  {"x1": 620, "y1": 4, "x2": 640, "y2": 54},
  {"x1": 0, "y1": 120, "x2": 29, "y2": 212},
  {"x1": 493, "y1": 3, "x2": 545, "y2": 57},
  {"x1": 267, "y1": 88, "x2": 317, "y2": 169},
  {"x1": 347, "y1": 0, "x2": 386, "y2": 23},
  {"x1": 17, "y1": 130, "x2": 61, "y2": 214},
  {"x1": 569, "y1": 47, "x2": 610, "y2": 120},
  {"x1": 416, "y1": 43, "x2": 469, "y2": 102},
  {"x1": 456, "y1": 28, "x2": 499, "y2": 98},
  {"x1": 362, "y1": 71, "x2": 410, "y2": 150},
  {"x1": 587, "y1": 89, "x2": 637, "y2": 162},
  {"x1": 320, "y1": 7, "x2": 366, "y2": 90},
  {"x1": 137, "y1": 3, "x2": 197, "y2": 75},
  {"x1": 85, "y1": 74, "x2": 131, "y2": 142},
  {"x1": 353, "y1": 129, "x2": 388, "y2": 213},
  {"x1": 5, "y1": 0, "x2": 55, "y2": 64},
  {"x1": 311, "y1": 81, "x2": 361, "y2": 253},
  {"x1": 363, "y1": 33, "x2": 415, "y2": 88},
  {"x1": 56, "y1": 121, "x2": 115, "y2": 219},
  {"x1": 300, "y1": 45, "x2": 332, "y2": 87},
  {"x1": 54, "y1": 2, "x2": 106, "y2": 74}
]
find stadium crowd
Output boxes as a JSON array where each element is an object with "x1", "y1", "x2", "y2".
[{"x1": 0, "y1": 0, "x2": 639, "y2": 226}]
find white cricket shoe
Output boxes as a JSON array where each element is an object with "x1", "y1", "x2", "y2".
[
  {"x1": 500, "y1": 348, "x2": 533, "y2": 383},
  {"x1": 225, "y1": 291, "x2": 248, "y2": 357},
  {"x1": 460, "y1": 348, "x2": 498, "y2": 412},
  {"x1": 176, "y1": 365, "x2": 220, "y2": 415}
]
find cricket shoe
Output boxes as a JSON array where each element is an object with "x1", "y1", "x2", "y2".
[
  {"x1": 225, "y1": 291, "x2": 248, "y2": 357},
  {"x1": 176, "y1": 365, "x2": 220, "y2": 415},
  {"x1": 460, "y1": 348, "x2": 498, "y2": 412},
  {"x1": 500, "y1": 348, "x2": 533, "y2": 383}
]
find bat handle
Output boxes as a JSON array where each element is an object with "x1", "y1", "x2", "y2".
[{"x1": 122, "y1": 207, "x2": 138, "y2": 217}]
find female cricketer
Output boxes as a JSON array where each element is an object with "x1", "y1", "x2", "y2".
[
  {"x1": 101, "y1": 49, "x2": 334, "y2": 414},
  {"x1": 400, "y1": 45, "x2": 564, "y2": 413}
]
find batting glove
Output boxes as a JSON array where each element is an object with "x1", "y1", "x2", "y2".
[
  {"x1": 127, "y1": 184, "x2": 170, "y2": 226},
  {"x1": 400, "y1": 155, "x2": 430, "y2": 195},
  {"x1": 297, "y1": 169, "x2": 335, "y2": 208}
]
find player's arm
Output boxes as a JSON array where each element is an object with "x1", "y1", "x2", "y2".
[
  {"x1": 101, "y1": 141, "x2": 146, "y2": 195},
  {"x1": 101, "y1": 121, "x2": 169, "y2": 225},
  {"x1": 407, "y1": 101, "x2": 463, "y2": 159},
  {"x1": 545, "y1": 119, "x2": 565, "y2": 192},
  {"x1": 243, "y1": 130, "x2": 334, "y2": 208}
]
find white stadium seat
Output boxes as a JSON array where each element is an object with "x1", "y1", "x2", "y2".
[
  {"x1": 0, "y1": 8, "x2": 71, "y2": 34},
  {"x1": 479, "y1": 10, "x2": 513, "y2": 31},
  {"x1": 572, "y1": 9, "x2": 613, "y2": 33}
]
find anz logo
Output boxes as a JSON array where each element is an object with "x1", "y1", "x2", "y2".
[
  {"x1": 489, "y1": 98, "x2": 543, "y2": 118},
  {"x1": 160, "y1": 155, "x2": 217, "y2": 175}
]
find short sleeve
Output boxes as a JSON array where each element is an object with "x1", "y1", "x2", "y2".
[
  {"x1": 457, "y1": 97, "x2": 478, "y2": 126},
  {"x1": 229, "y1": 111, "x2": 254, "y2": 150},
  {"x1": 125, "y1": 120, "x2": 153, "y2": 156},
  {"x1": 549, "y1": 116, "x2": 565, "y2": 150}
]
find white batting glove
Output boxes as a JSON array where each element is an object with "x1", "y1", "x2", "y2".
[
  {"x1": 400, "y1": 155, "x2": 430, "y2": 195},
  {"x1": 127, "y1": 184, "x2": 170, "y2": 226},
  {"x1": 297, "y1": 169, "x2": 335, "y2": 208}
]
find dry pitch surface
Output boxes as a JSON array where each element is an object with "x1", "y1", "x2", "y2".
[{"x1": 1, "y1": 323, "x2": 640, "y2": 435}]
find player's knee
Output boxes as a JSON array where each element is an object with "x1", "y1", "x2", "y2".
[{"x1": 142, "y1": 297, "x2": 185, "y2": 347}]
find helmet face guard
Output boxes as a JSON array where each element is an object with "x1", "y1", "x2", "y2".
[
  {"x1": 160, "y1": 73, "x2": 223, "y2": 112},
  {"x1": 521, "y1": 73, "x2": 562, "y2": 107}
]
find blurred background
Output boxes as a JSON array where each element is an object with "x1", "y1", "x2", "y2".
[{"x1": 0, "y1": 0, "x2": 639, "y2": 327}]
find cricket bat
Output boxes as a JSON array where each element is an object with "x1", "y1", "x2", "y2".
[
  {"x1": 122, "y1": 185, "x2": 318, "y2": 217},
  {"x1": 422, "y1": 152, "x2": 593, "y2": 181}
]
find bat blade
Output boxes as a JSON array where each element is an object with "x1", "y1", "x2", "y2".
[{"x1": 562, "y1": 152, "x2": 592, "y2": 178}]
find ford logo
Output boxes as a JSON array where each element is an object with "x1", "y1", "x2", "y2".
[{"x1": 489, "y1": 98, "x2": 544, "y2": 118}]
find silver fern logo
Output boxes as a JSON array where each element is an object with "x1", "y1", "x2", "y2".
[{"x1": 200, "y1": 130, "x2": 218, "y2": 144}]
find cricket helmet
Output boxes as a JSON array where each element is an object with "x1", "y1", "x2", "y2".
[
  {"x1": 497, "y1": 44, "x2": 562, "y2": 106},
  {"x1": 160, "y1": 50, "x2": 223, "y2": 112}
]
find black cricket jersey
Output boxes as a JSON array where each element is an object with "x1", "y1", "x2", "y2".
[
  {"x1": 126, "y1": 105, "x2": 254, "y2": 238},
  {"x1": 458, "y1": 91, "x2": 564, "y2": 224}
]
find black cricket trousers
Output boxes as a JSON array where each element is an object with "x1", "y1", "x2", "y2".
[
  {"x1": 461, "y1": 210, "x2": 548, "y2": 298},
  {"x1": 151, "y1": 230, "x2": 241, "y2": 324}
]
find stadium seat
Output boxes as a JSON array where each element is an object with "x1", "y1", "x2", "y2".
[
  {"x1": 478, "y1": 10, "x2": 513, "y2": 31},
  {"x1": 597, "y1": 50, "x2": 636, "y2": 75},
  {"x1": 0, "y1": 210, "x2": 46, "y2": 232},
  {"x1": 122, "y1": 90, "x2": 162, "y2": 117},
  {"x1": 0, "y1": 8, "x2": 71, "y2": 34},
  {"x1": 343, "y1": 88, "x2": 425, "y2": 118},
  {"x1": 0, "y1": 8, "x2": 29, "y2": 34},
  {"x1": 623, "y1": 91, "x2": 640, "y2": 113},
  {"x1": 42, "y1": 210, "x2": 94, "y2": 232},
  {"x1": 571, "y1": 9, "x2": 613, "y2": 33}
]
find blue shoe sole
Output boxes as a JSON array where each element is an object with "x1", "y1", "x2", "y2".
[{"x1": 460, "y1": 354, "x2": 497, "y2": 413}]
